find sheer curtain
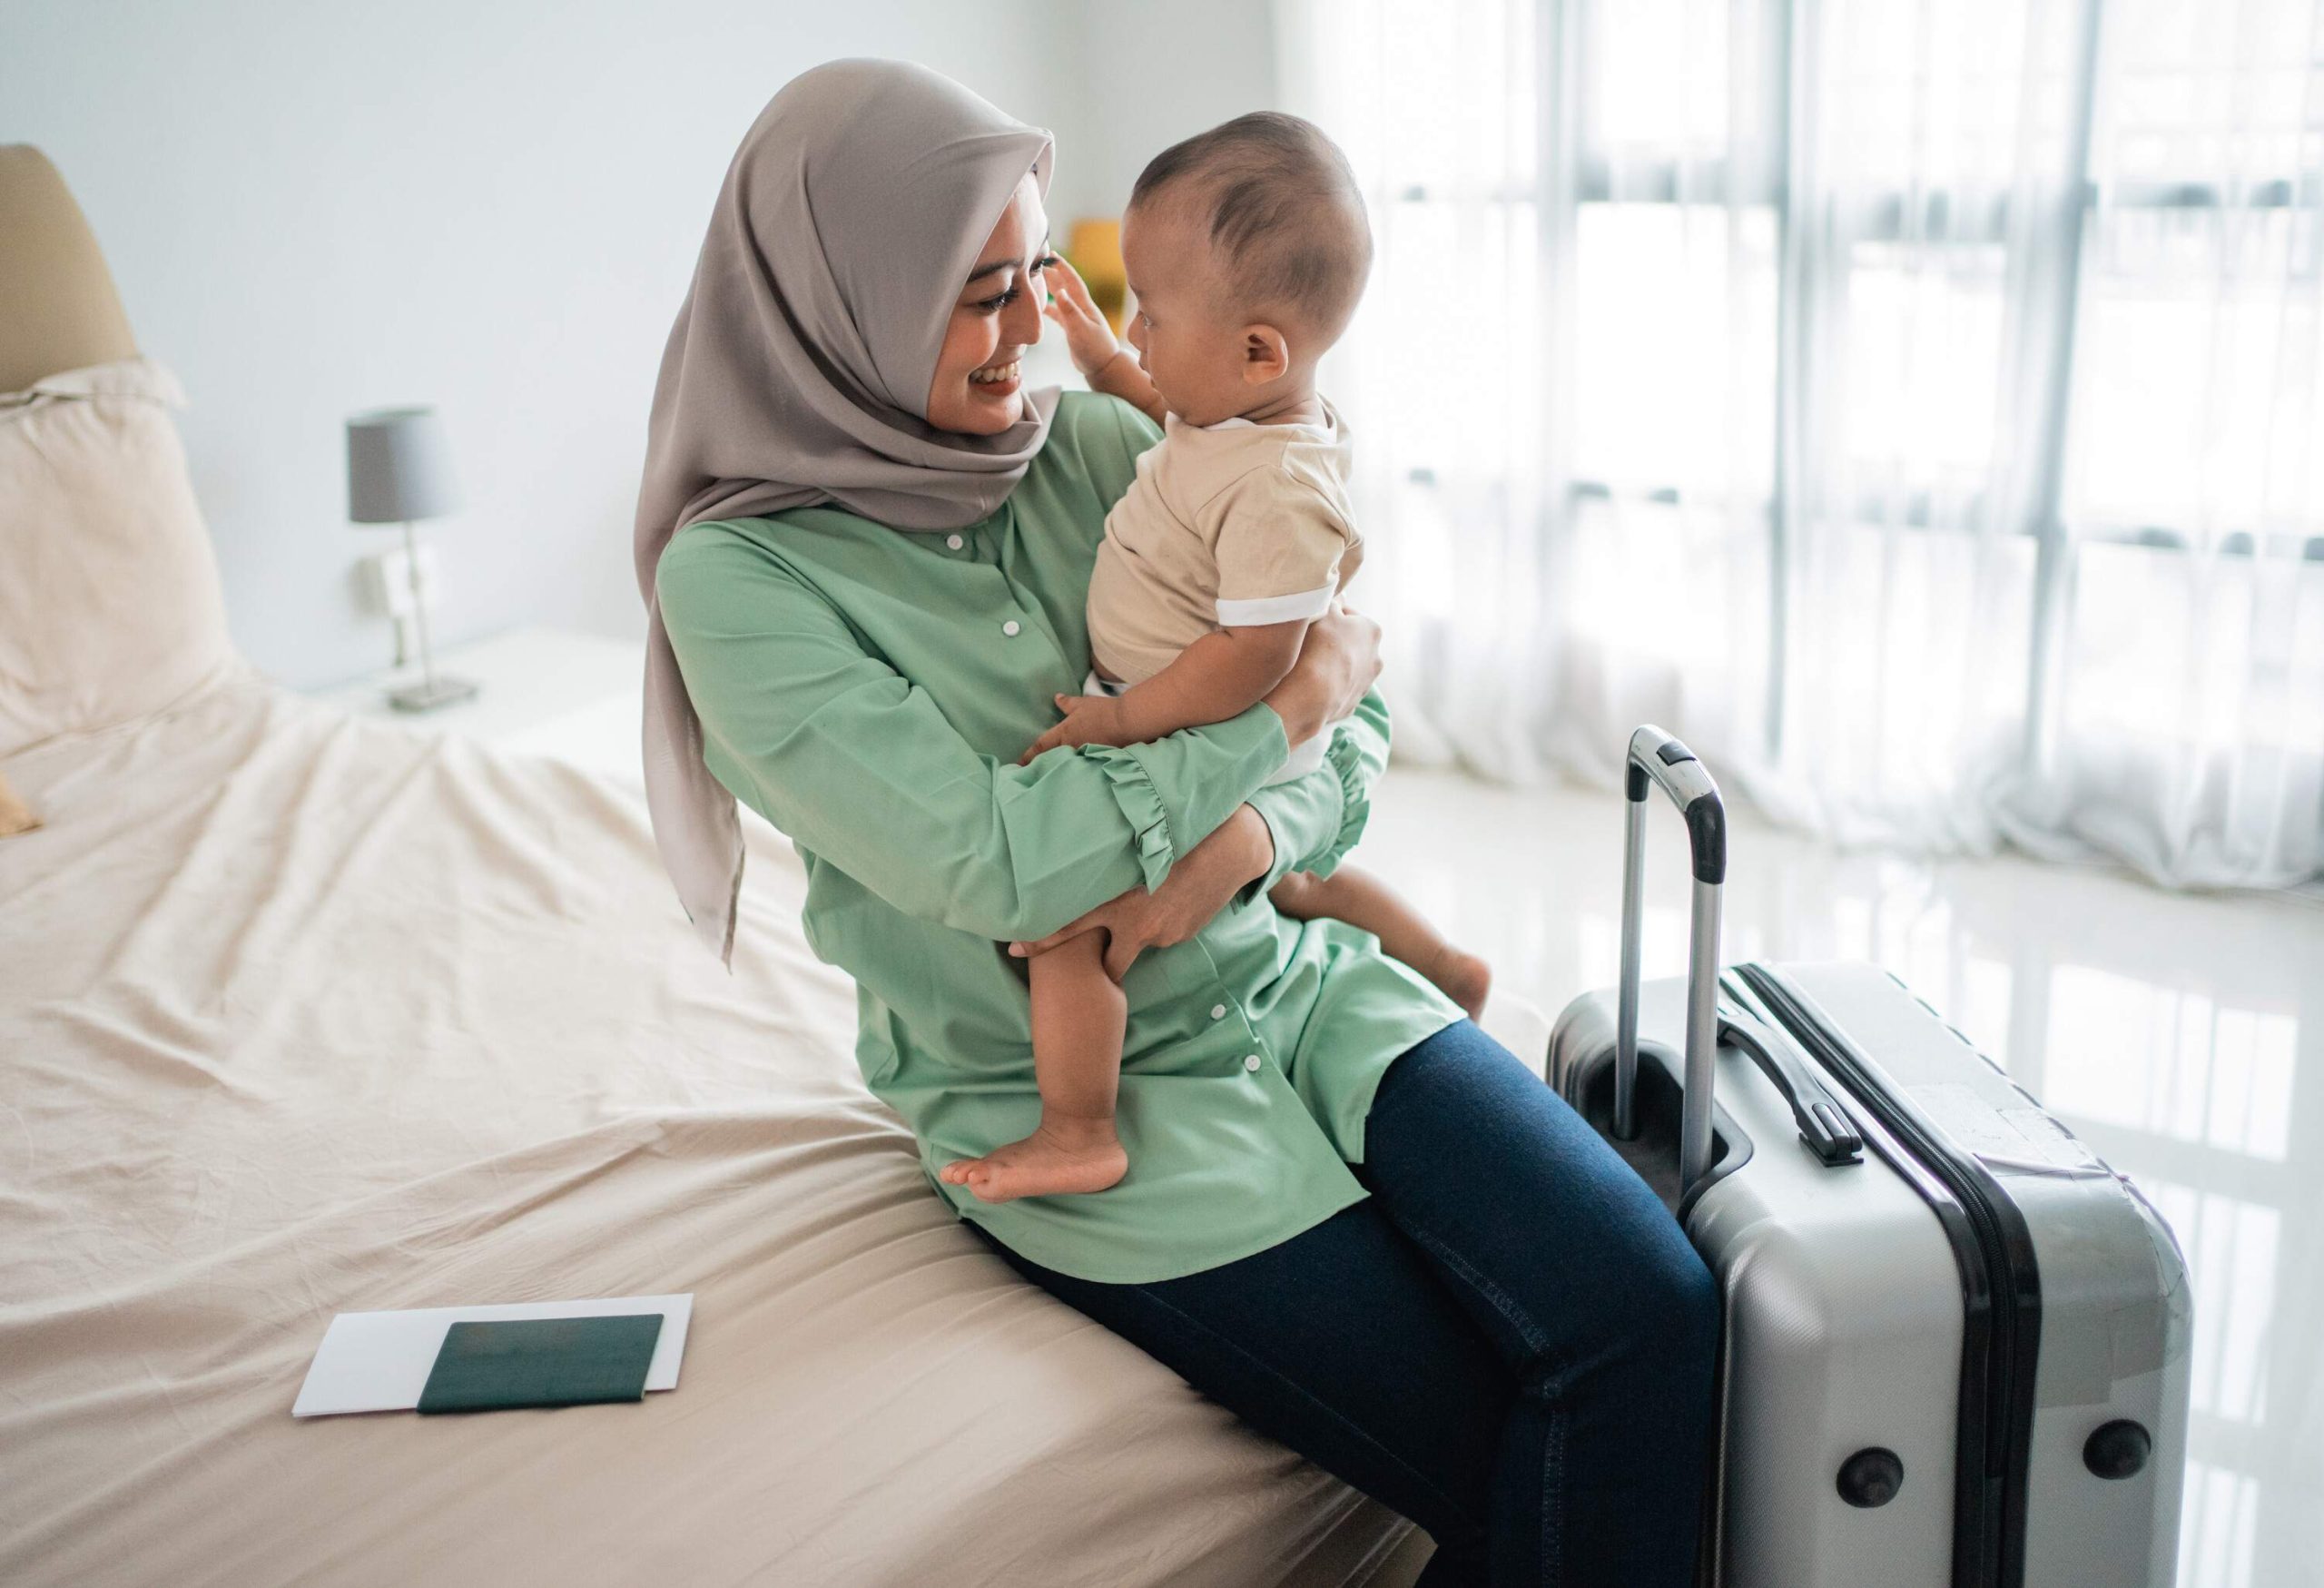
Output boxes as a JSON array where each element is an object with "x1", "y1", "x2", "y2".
[{"x1": 1276, "y1": 0, "x2": 2324, "y2": 888}]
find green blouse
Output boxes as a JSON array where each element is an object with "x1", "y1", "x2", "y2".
[{"x1": 655, "y1": 391, "x2": 1462, "y2": 1284}]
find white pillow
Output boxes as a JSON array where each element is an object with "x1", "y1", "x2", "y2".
[{"x1": 0, "y1": 358, "x2": 236, "y2": 756}]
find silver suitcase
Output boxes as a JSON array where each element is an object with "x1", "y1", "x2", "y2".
[{"x1": 1547, "y1": 726, "x2": 2193, "y2": 1588}]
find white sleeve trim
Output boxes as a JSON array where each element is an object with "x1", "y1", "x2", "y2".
[{"x1": 1215, "y1": 584, "x2": 1337, "y2": 627}]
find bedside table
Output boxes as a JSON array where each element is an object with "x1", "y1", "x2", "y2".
[{"x1": 309, "y1": 626, "x2": 645, "y2": 784}]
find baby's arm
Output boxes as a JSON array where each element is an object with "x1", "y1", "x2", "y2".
[
  {"x1": 1043, "y1": 256, "x2": 1169, "y2": 428},
  {"x1": 1020, "y1": 621, "x2": 1307, "y2": 764},
  {"x1": 1087, "y1": 351, "x2": 1168, "y2": 429}
]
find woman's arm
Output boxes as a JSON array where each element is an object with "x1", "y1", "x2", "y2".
[
  {"x1": 1007, "y1": 802, "x2": 1278, "y2": 981},
  {"x1": 1024, "y1": 608, "x2": 1393, "y2": 939},
  {"x1": 1006, "y1": 685, "x2": 1392, "y2": 974},
  {"x1": 1242, "y1": 681, "x2": 1393, "y2": 897},
  {"x1": 656, "y1": 526, "x2": 1312, "y2": 943}
]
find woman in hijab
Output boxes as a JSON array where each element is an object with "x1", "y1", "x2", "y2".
[{"x1": 639, "y1": 59, "x2": 1716, "y2": 1587}]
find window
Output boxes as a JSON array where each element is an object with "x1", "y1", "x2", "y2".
[{"x1": 1288, "y1": 0, "x2": 2323, "y2": 887}]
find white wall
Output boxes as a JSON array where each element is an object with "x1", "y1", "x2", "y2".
[
  {"x1": 2, "y1": 0, "x2": 1281, "y2": 689},
  {"x1": 2, "y1": 1, "x2": 1083, "y2": 686},
  {"x1": 1064, "y1": 1, "x2": 1281, "y2": 216}
]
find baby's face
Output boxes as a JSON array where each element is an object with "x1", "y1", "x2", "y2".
[{"x1": 1120, "y1": 201, "x2": 1281, "y2": 428}]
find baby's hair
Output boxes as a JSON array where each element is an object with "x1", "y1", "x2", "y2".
[{"x1": 1128, "y1": 112, "x2": 1372, "y2": 340}]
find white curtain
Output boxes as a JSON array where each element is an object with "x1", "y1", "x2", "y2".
[{"x1": 1276, "y1": 0, "x2": 2324, "y2": 889}]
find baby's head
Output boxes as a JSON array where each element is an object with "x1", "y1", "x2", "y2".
[{"x1": 1120, "y1": 113, "x2": 1371, "y2": 426}]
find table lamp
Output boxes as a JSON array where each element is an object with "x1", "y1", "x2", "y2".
[{"x1": 346, "y1": 406, "x2": 476, "y2": 711}]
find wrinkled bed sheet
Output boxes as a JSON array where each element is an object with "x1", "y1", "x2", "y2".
[{"x1": 0, "y1": 673, "x2": 1423, "y2": 1586}]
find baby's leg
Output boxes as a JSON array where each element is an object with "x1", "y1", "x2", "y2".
[
  {"x1": 938, "y1": 931, "x2": 1128, "y2": 1203},
  {"x1": 1271, "y1": 866, "x2": 1493, "y2": 1021}
]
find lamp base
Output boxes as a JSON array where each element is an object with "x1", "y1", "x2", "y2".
[{"x1": 387, "y1": 674, "x2": 480, "y2": 714}]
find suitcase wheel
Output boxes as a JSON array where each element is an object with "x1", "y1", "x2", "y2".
[
  {"x1": 2083, "y1": 1420, "x2": 2152, "y2": 1480},
  {"x1": 1836, "y1": 1447, "x2": 1905, "y2": 1508}
]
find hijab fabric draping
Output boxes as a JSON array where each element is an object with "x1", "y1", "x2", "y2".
[{"x1": 635, "y1": 59, "x2": 1059, "y2": 962}]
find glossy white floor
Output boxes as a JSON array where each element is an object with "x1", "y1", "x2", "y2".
[{"x1": 1361, "y1": 767, "x2": 2324, "y2": 1588}]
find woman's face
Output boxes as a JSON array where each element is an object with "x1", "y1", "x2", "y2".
[{"x1": 925, "y1": 174, "x2": 1053, "y2": 435}]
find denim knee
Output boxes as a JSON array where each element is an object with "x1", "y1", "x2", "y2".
[
  {"x1": 1610, "y1": 1230, "x2": 1720, "y2": 1376},
  {"x1": 1662, "y1": 1241, "x2": 1721, "y2": 1365}
]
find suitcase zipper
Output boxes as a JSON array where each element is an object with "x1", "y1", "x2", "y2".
[{"x1": 1732, "y1": 964, "x2": 2043, "y2": 1588}]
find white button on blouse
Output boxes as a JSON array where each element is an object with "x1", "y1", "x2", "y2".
[
  {"x1": 1001, "y1": 620, "x2": 1020, "y2": 636},
  {"x1": 1210, "y1": 1004, "x2": 1227, "y2": 1021},
  {"x1": 946, "y1": 534, "x2": 964, "y2": 550},
  {"x1": 1243, "y1": 1054, "x2": 1262, "y2": 1072}
]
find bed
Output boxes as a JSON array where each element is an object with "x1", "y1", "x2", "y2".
[{"x1": 0, "y1": 144, "x2": 1543, "y2": 1586}]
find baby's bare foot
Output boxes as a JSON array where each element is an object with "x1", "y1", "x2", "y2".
[
  {"x1": 1424, "y1": 945, "x2": 1493, "y2": 1023},
  {"x1": 939, "y1": 1117, "x2": 1128, "y2": 1203}
]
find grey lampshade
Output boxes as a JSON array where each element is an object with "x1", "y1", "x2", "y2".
[{"x1": 346, "y1": 407, "x2": 460, "y2": 524}]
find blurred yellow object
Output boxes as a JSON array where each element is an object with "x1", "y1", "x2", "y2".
[
  {"x1": 1066, "y1": 217, "x2": 1128, "y2": 333},
  {"x1": 0, "y1": 771, "x2": 37, "y2": 836}
]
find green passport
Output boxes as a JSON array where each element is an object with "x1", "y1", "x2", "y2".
[{"x1": 417, "y1": 1315, "x2": 664, "y2": 1414}]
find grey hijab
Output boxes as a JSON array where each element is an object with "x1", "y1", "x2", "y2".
[{"x1": 635, "y1": 59, "x2": 1059, "y2": 962}]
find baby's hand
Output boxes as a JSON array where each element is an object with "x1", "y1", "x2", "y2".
[
  {"x1": 1019, "y1": 692, "x2": 1134, "y2": 764},
  {"x1": 1041, "y1": 255, "x2": 1125, "y2": 379}
]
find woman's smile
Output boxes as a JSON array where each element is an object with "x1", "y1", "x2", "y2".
[{"x1": 969, "y1": 355, "x2": 1023, "y2": 395}]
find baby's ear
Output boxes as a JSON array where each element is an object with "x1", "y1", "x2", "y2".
[{"x1": 1240, "y1": 323, "x2": 1292, "y2": 384}]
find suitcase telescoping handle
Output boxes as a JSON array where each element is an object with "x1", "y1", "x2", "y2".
[{"x1": 1614, "y1": 725, "x2": 1726, "y2": 1194}]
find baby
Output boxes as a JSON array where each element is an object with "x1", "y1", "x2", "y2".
[{"x1": 940, "y1": 113, "x2": 1488, "y2": 1206}]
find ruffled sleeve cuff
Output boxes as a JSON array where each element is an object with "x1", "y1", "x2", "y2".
[
  {"x1": 1314, "y1": 721, "x2": 1373, "y2": 877},
  {"x1": 1088, "y1": 745, "x2": 1177, "y2": 893},
  {"x1": 1076, "y1": 703, "x2": 1287, "y2": 896},
  {"x1": 1241, "y1": 717, "x2": 1374, "y2": 900}
]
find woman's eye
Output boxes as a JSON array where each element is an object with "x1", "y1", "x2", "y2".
[{"x1": 976, "y1": 286, "x2": 1020, "y2": 313}]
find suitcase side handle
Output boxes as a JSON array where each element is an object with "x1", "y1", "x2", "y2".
[
  {"x1": 1614, "y1": 725, "x2": 1725, "y2": 1196},
  {"x1": 1717, "y1": 1011, "x2": 1865, "y2": 1165}
]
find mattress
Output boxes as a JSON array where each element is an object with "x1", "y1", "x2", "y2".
[{"x1": 0, "y1": 671, "x2": 1452, "y2": 1587}]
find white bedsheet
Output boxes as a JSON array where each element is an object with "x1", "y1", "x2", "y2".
[{"x1": 0, "y1": 673, "x2": 1432, "y2": 1586}]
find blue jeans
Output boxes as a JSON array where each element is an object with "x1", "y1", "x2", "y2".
[{"x1": 970, "y1": 1019, "x2": 1718, "y2": 1587}]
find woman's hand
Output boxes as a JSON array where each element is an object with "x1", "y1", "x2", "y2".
[
  {"x1": 1008, "y1": 804, "x2": 1275, "y2": 981},
  {"x1": 1263, "y1": 602, "x2": 1383, "y2": 749},
  {"x1": 1040, "y1": 255, "x2": 1126, "y2": 378}
]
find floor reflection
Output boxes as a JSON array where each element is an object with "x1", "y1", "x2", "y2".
[{"x1": 1364, "y1": 768, "x2": 2324, "y2": 1588}]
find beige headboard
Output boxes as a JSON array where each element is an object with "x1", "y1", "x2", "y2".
[{"x1": 0, "y1": 145, "x2": 139, "y2": 392}]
